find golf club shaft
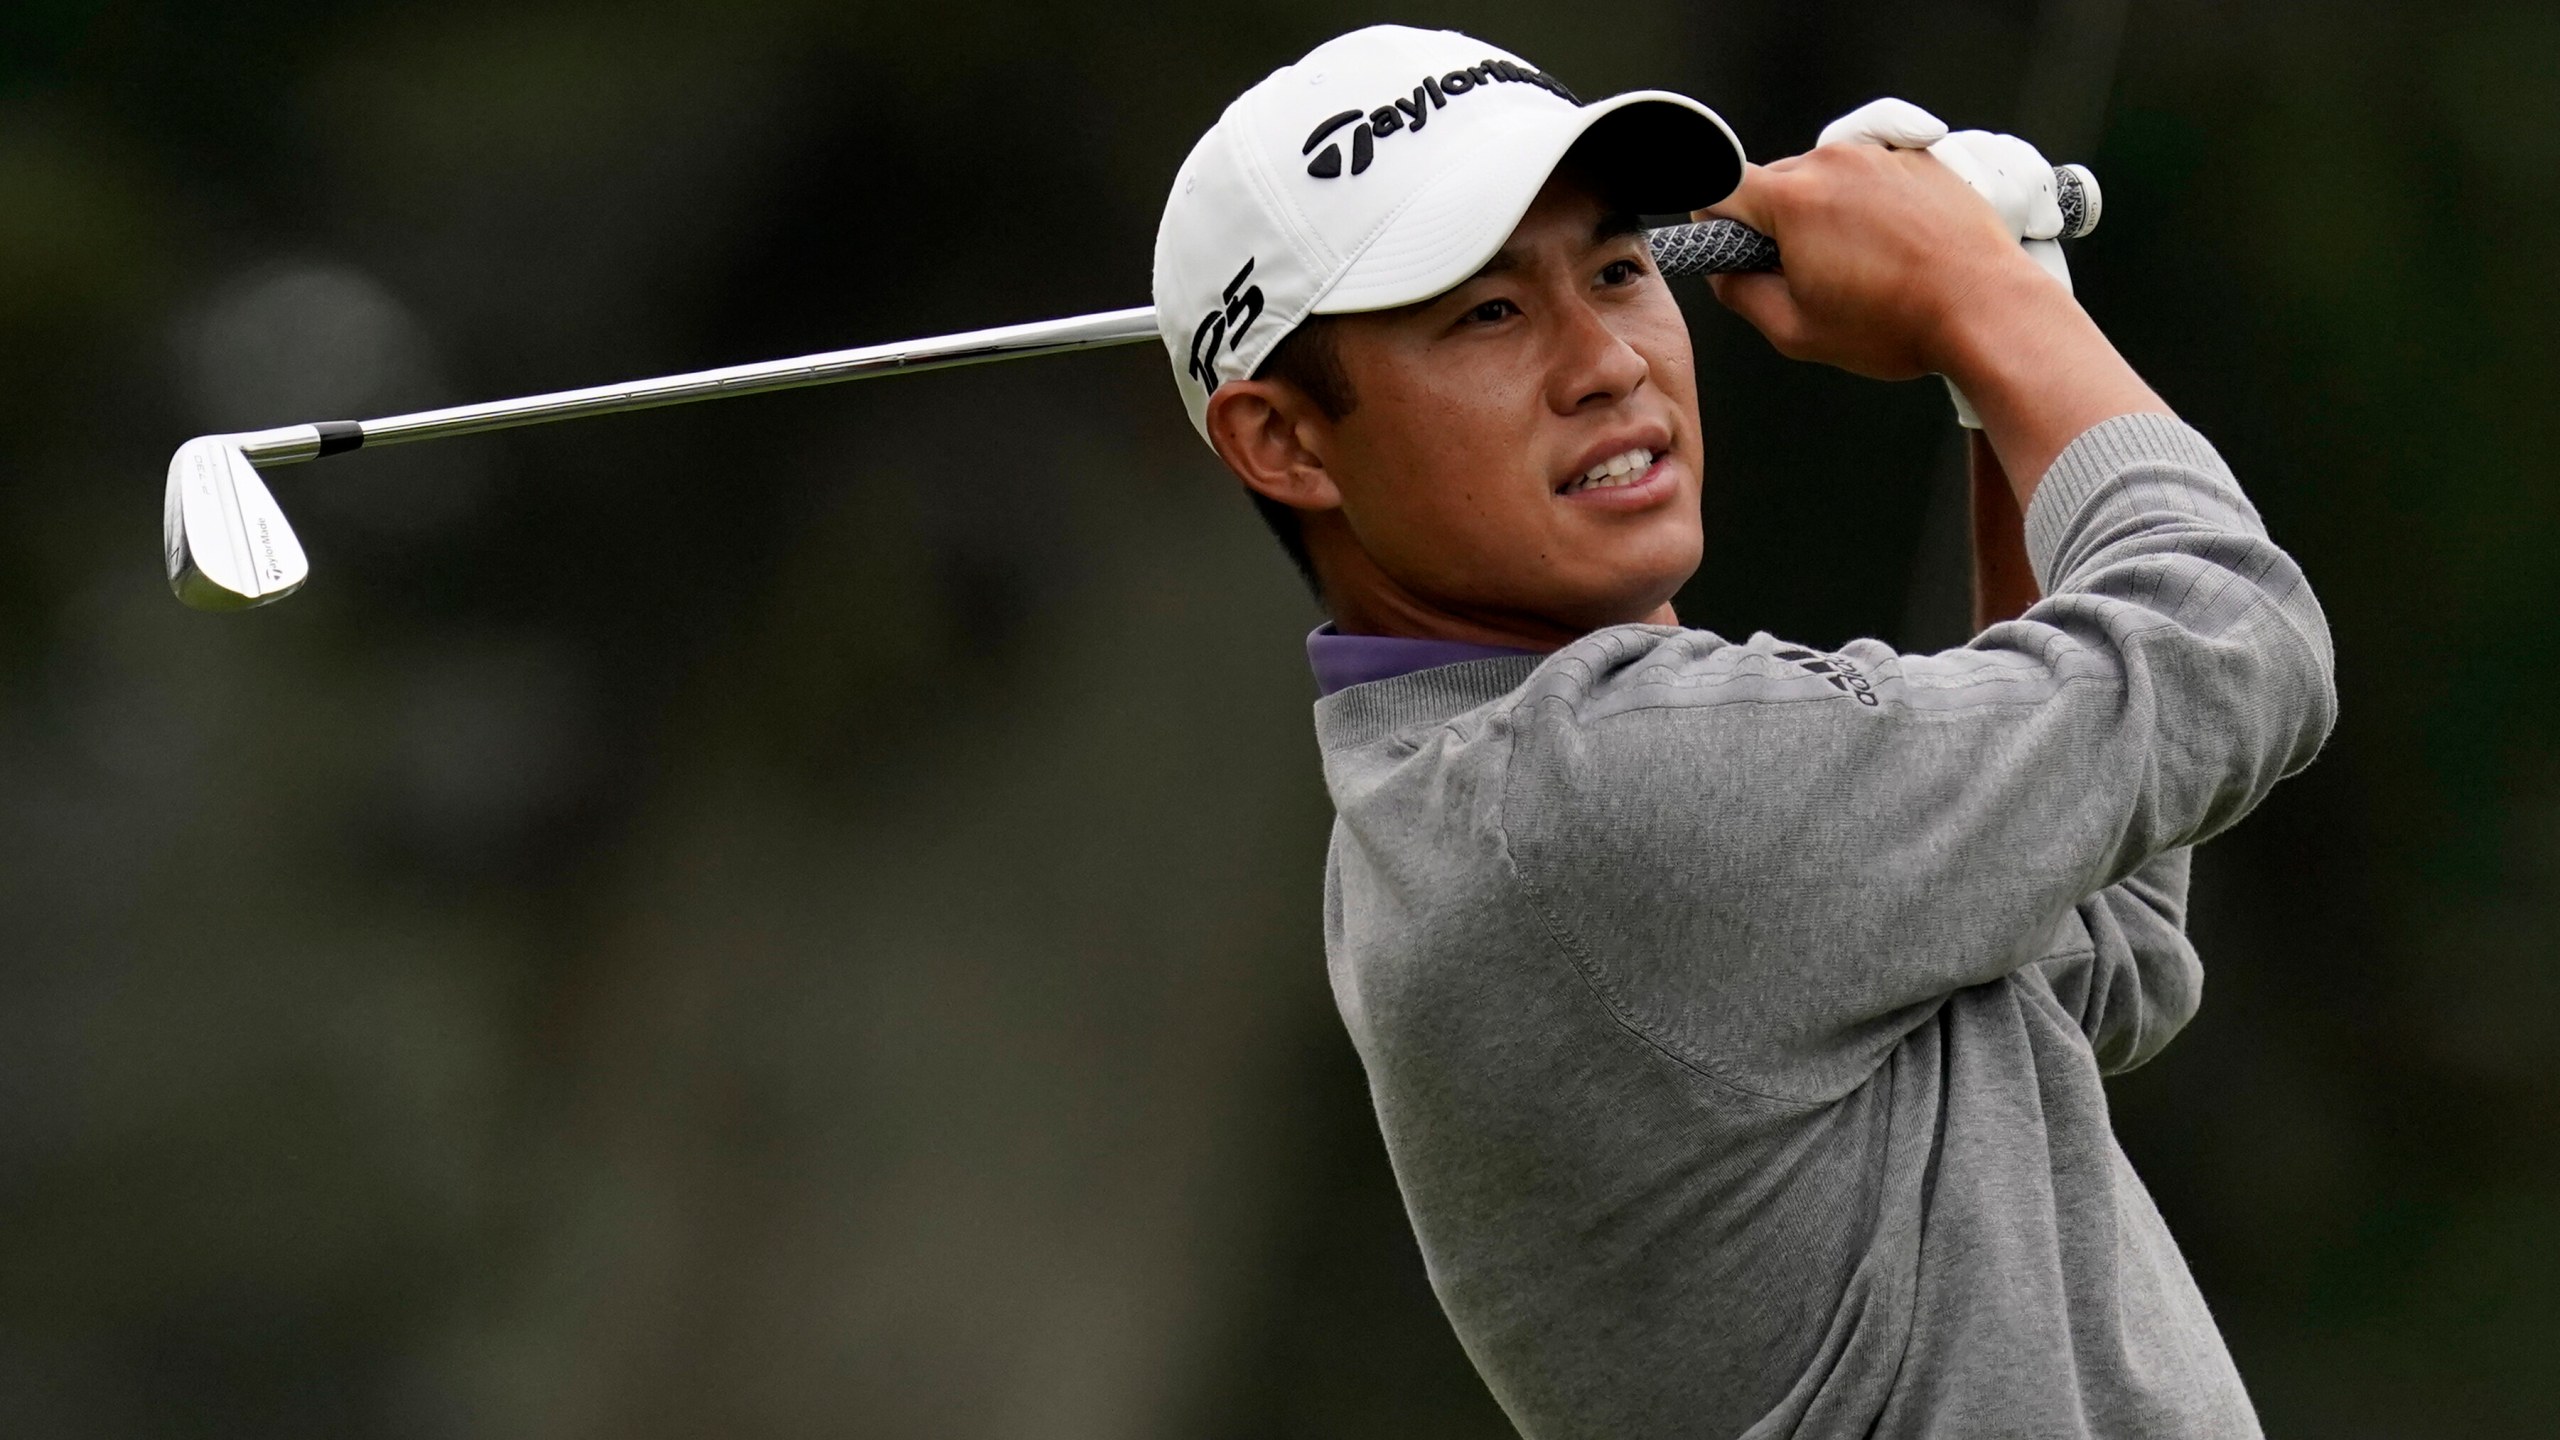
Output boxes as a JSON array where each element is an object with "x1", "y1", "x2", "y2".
[
  {"x1": 235, "y1": 166, "x2": 2097, "y2": 469},
  {"x1": 232, "y1": 303, "x2": 1164, "y2": 467}
]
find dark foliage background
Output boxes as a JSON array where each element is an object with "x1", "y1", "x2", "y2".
[{"x1": 3, "y1": 0, "x2": 2553, "y2": 1434}]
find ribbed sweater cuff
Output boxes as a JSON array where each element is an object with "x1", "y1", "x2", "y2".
[{"x1": 2023, "y1": 412, "x2": 2240, "y2": 591}]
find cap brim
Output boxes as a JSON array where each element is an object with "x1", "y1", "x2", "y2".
[{"x1": 1313, "y1": 90, "x2": 1745, "y2": 314}]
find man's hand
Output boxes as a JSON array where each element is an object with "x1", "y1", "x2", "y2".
[
  {"x1": 1697, "y1": 142, "x2": 2167, "y2": 503},
  {"x1": 1699, "y1": 145, "x2": 2036, "y2": 382},
  {"x1": 1808, "y1": 98, "x2": 2076, "y2": 428},
  {"x1": 1817, "y1": 99, "x2": 2072, "y2": 295}
]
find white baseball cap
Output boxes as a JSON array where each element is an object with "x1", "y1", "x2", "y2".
[{"x1": 1152, "y1": 24, "x2": 1746, "y2": 444}]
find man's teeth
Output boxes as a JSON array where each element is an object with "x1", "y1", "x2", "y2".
[{"x1": 1563, "y1": 448, "x2": 1656, "y2": 494}]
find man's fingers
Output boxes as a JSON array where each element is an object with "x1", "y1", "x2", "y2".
[
  {"x1": 1707, "y1": 272, "x2": 1807, "y2": 355},
  {"x1": 1694, "y1": 161, "x2": 1780, "y2": 232}
]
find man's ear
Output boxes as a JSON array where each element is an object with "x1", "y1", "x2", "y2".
[{"x1": 1203, "y1": 379, "x2": 1344, "y2": 513}]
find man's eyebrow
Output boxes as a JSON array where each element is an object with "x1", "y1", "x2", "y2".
[{"x1": 1452, "y1": 210, "x2": 1652, "y2": 290}]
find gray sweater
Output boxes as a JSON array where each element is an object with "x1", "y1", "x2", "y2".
[{"x1": 1312, "y1": 414, "x2": 2335, "y2": 1438}]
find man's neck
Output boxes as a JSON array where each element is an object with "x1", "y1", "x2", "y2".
[
  {"x1": 1303, "y1": 513, "x2": 1681, "y2": 648},
  {"x1": 1323, "y1": 572, "x2": 1677, "y2": 650}
]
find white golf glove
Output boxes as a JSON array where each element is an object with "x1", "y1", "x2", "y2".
[{"x1": 1816, "y1": 98, "x2": 2069, "y2": 428}]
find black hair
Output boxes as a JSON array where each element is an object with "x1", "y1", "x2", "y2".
[{"x1": 1245, "y1": 316, "x2": 1356, "y2": 601}]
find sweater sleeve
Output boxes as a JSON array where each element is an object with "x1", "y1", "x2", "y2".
[
  {"x1": 2034, "y1": 848, "x2": 2202, "y2": 1075},
  {"x1": 1494, "y1": 414, "x2": 2332, "y2": 1103}
]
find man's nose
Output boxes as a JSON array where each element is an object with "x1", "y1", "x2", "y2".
[{"x1": 1547, "y1": 296, "x2": 1649, "y2": 413}]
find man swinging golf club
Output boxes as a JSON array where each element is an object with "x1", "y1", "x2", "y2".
[{"x1": 1155, "y1": 24, "x2": 2333, "y2": 1439}]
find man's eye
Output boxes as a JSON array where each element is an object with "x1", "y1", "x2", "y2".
[
  {"x1": 1599, "y1": 258, "x2": 1644, "y2": 286},
  {"x1": 1462, "y1": 298, "x2": 1519, "y2": 325}
]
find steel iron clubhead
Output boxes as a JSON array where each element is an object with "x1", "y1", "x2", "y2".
[{"x1": 164, "y1": 431, "x2": 313, "y2": 610}]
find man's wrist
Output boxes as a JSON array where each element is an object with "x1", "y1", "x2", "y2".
[
  {"x1": 1925, "y1": 256, "x2": 2084, "y2": 395},
  {"x1": 1926, "y1": 260, "x2": 2166, "y2": 503}
]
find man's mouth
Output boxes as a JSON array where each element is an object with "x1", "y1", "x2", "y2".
[{"x1": 1560, "y1": 447, "x2": 1656, "y2": 495}]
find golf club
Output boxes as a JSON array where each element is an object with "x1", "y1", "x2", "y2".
[{"x1": 165, "y1": 165, "x2": 2100, "y2": 611}]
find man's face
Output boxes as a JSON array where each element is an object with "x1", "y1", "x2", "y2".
[{"x1": 1315, "y1": 169, "x2": 1705, "y2": 638}]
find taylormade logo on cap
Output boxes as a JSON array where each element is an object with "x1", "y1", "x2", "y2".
[
  {"x1": 1151, "y1": 25, "x2": 1746, "y2": 448},
  {"x1": 1299, "y1": 59, "x2": 1580, "y2": 179}
]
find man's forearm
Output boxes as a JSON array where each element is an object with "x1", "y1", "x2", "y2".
[{"x1": 1969, "y1": 431, "x2": 2038, "y2": 629}]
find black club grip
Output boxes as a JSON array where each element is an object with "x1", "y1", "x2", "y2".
[{"x1": 1646, "y1": 162, "x2": 2100, "y2": 277}]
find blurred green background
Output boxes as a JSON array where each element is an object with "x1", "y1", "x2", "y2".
[{"x1": 3, "y1": 0, "x2": 2555, "y2": 1434}]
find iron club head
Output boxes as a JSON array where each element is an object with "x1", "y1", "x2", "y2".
[{"x1": 164, "y1": 429, "x2": 315, "y2": 610}]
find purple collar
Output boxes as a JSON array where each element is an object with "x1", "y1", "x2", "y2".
[{"x1": 1306, "y1": 624, "x2": 1547, "y2": 697}]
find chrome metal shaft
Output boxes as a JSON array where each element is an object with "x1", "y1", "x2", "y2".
[
  {"x1": 238, "y1": 164, "x2": 2096, "y2": 469},
  {"x1": 237, "y1": 305, "x2": 1161, "y2": 466}
]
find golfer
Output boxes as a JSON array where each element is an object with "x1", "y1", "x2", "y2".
[{"x1": 1155, "y1": 25, "x2": 2332, "y2": 1439}]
